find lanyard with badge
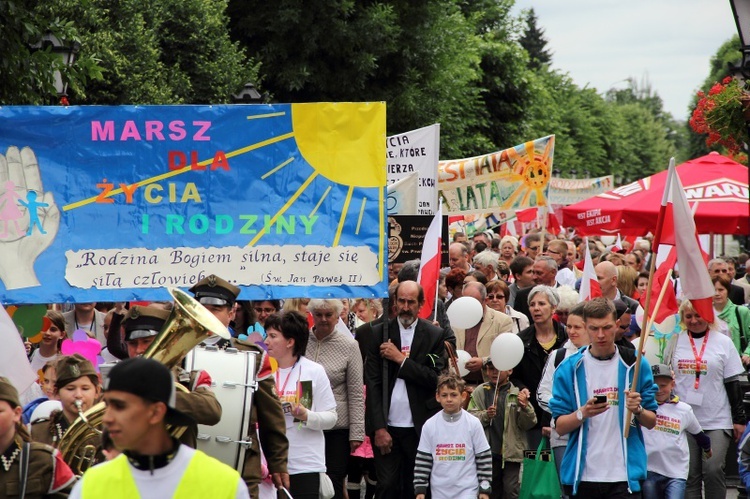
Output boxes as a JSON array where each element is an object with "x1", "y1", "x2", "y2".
[
  {"x1": 276, "y1": 360, "x2": 300, "y2": 417},
  {"x1": 688, "y1": 331, "x2": 709, "y2": 390}
]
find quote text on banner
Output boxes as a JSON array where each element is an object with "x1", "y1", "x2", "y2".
[{"x1": 0, "y1": 104, "x2": 387, "y2": 304}]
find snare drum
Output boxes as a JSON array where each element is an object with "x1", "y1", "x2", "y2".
[{"x1": 184, "y1": 345, "x2": 258, "y2": 471}]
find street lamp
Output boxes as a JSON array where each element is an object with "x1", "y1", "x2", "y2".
[
  {"x1": 730, "y1": 0, "x2": 750, "y2": 79},
  {"x1": 552, "y1": 168, "x2": 561, "y2": 178},
  {"x1": 231, "y1": 82, "x2": 263, "y2": 103},
  {"x1": 32, "y1": 33, "x2": 80, "y2": 100},
  {"x1": 569, "y1": 169, "x2": 577, "y2": 179}
]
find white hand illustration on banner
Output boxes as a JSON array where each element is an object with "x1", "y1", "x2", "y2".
[{"x1": 0, "y1": 146, "x2": 60, "y2": 289}]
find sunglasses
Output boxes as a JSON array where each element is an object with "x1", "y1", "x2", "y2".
[{"x1": 486, "y1": 294, "x2": 506, "y2": 300}]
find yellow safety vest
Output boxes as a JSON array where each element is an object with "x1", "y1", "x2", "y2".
[{"x1": 81, "y1": 449, "x2": 240, "y2": 498}]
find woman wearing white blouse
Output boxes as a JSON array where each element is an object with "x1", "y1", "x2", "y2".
[{"x1": 265, "y1": 311, "x2": 337, "y2": 499}]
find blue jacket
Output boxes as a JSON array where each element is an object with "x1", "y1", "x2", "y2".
[
  {"x1": 549, "y1": 345, "x2": 658, "y2": 495},
  {"x1": 739, "y1": 424, "x2": 750, "y2": 493}
]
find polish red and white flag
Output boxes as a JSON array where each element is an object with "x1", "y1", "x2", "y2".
[
  {"x1": 418, "y1": 206, "x2": 443, "y2": 318},
  {"x1": 578, "y1": 237, "x2": 602, "y2": 302},
  {"x1": 652, "y1": 159, "x2": 715, "y2": 322}
]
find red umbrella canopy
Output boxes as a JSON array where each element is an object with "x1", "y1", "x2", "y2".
[{"x1": 562, "y1": 153, "x2": 749, "y2": 236}]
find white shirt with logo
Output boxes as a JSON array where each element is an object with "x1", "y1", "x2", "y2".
[
  {"x1": 417, "y1": 410, "x2": 490, "y2": 499},
  {"x1": 671, "y1": 331, "x2": 744, "y2": 430},
  {"x1": 276, "y1": 356, "x2": 337, "y2": 474},
  {"x1": 643, "y1": 400, "x2": 702, "y2": 479},
  {"x1": 581, "y1": 349, "x2": 627, "y2": 483}
]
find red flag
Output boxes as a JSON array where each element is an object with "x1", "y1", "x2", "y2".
[
  {"x1": 546, "y1": 206, "x2": 563, "y2": 235},
  {"x1": 608, "y1": 233, "x2": 623, "y2": 253},
  {"x1": 639, "y1": 247, "x2": 679, "y2": 323},
  {"x1": 578, "y1": 237, "x2": 602, "y2": 302},
  {"x1": 657, "y1": 160, "x2": 715, "y2": 322},
  {"x1": 418, "y1": 207, "x2": 443, "y2": 319}
]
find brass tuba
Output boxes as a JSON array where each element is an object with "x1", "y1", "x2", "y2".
[{"x1": 58, "y1": 287, "x2": 231, "y2": 474}]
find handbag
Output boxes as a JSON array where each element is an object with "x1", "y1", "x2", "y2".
[
  {"x1": 519, "y1": 437, "x2": 561, "y2": 499},
  {"x1": 319, "y1": 472, "x2": 335, "y2": 499}
]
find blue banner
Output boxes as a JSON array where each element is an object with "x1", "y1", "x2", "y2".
[{"x1": 0, "y1": 104, "x2": 387, "y2": 304}]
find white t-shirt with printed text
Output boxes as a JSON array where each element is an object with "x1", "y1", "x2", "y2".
[
  {"x1": 671, "y1": 331, "x2": 744, "y2": 430},
  {"x1": 417, "y1": 410, "x2": 490, "y2": 499},
  {"x1": 643, "y1": 400, "x2": 702, "y2": 479},
  {"x1": 275, "y1": 356, "x2": 337, "y2": 474},
  {"x1": 581, "y1": 348, "x2": 627, "y2": 483}
]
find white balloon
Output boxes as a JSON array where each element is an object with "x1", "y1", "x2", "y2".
[
  {"x1": 654, "y1": 315, "x2": 677, "y2": 335},
  {"x1": 455, "y1": 350, "x2": 472, "y2": 377},
  {"x1": 490, "y1": 333, "x2": 525, "y2": 371},
  {"x1": 635, "y1": 305, "x2": 644, "y2": 329},
  {"x1": 446, "y1": 297, "x2": 484, "y2": 329}
]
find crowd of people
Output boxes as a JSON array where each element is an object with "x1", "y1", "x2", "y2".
[{"x1": 2, "y1": 228, "x2": 750, "y2": 499}]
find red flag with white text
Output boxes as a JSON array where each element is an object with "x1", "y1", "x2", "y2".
[{"x1": 418, "y1": 207, "x2": 443, "y2": 318}]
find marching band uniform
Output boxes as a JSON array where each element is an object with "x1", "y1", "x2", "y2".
[
  {"x1": 0, "y1": 377, "x2": 76, "y2": 498},
  {"x1": 30, "y1": 355, "x2": 103, "y2": 464},
  {"x1": 190, "y1": 275, "x2": 289, "y2": 498},
  {"x1": 120, "y1": 305, "x2": 223, "y2": 449}
]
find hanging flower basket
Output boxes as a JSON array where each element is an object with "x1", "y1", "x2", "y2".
[{"x1": 689, "y1": 76, "x2": 749, "y2": 164}]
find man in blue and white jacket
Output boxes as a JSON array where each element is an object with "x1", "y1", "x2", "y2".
[{"x1": 549, "y1": 298, "x2": 658, "y2": 498}]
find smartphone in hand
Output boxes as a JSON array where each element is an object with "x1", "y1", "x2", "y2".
[{"x1": 594, "y1": 395, "x2": 607, "y2": 404}]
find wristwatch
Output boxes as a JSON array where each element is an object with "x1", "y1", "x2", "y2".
[
  {"x1": 479, "y1": 480, "x2": 491, "y2": 494},
  {"x1": 634, "y1": 405, "x2": 644, "y2": 416},
  {"x1": 576, "y1": 409, "x2": 584, "y2": 421}
]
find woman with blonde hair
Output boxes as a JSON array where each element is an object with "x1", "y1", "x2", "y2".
[
  {"x1": 499, "y1": 235, "x2": 519, "y2": 265},
  {"x1": 352, "y1": 299, "x2": 382, "y2": 324},
  {"x1": 616, "y1": 265, "x2": 638, "y2": 299},
  {"x1": 671, "y1": 299, "x2": 746, "y2": 499}
]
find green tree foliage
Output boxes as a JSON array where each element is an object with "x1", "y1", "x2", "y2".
[
  {"x1": 459, "y1": 0, "x2": 537, "y2": 153},
  {"x1": 33, "y1": 0, "x2": 253, "y2": 104},
  {"x1": 519, "y1": 8, "x2": 552, "y2": 70},
  {"x1": 0, "y1": 0, "x2": 102, "y2": 104},
  {"x1": 228, "y1": 0, "x2": 511, "y2": 157},
  {"x1": 524, "y1": 69, "x2": 677, "y2": 181}
]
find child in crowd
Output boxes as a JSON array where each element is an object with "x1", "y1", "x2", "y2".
[
  {"x1": 642, "y1": 364, "x2": 711, "y2": 499},
  {"x1": 28, "y1": 310, "x2": 66, "y2": 372},
  {"x1": 469, "y1": 360, "x2": 536, "y2": 499},
  {"x1": 31, "y1": 354, "x2": 101, "y2": 447},
  {"x1": 415, "y1": 374, "x2": 492, "y2": 499}
]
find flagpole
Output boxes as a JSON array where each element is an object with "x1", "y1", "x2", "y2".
[
  {"x1": 623, "y1": 159, "x2": 675, "y2": 438},
  {"x1": 432, "y1": 276, "x2": 440, "y2": 319},
  {"x1": 622, "y1": 250, "x2": 663, "y2": 438}
]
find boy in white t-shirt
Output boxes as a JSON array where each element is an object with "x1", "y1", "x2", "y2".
[
  {"x1": 414, "y1": 374, "x2": 492, "y2": 499},
  {"x1": 642, "y1": 364, "x2": 711, "y2": 499}
]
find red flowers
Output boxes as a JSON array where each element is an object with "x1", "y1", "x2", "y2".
[{"x1": 689, "y1": 77, "x2": 748, "y2": 163}]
